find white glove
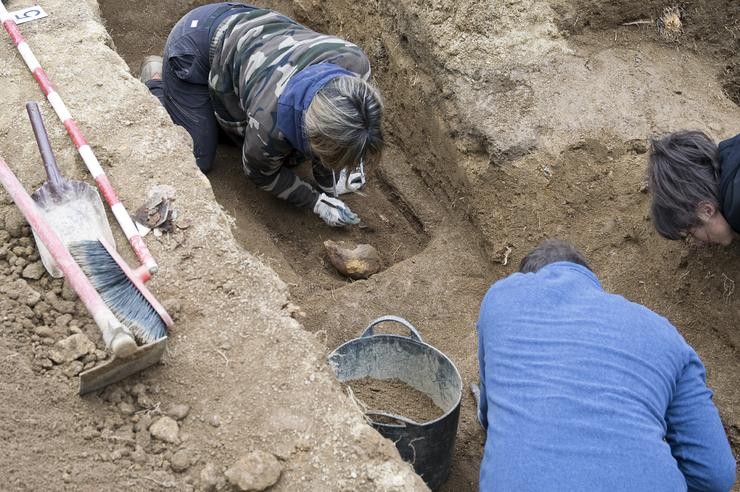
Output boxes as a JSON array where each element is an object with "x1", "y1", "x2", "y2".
[
  {"x1": 332, "y1": 167, "x2": 365, "y2": 195},
  {"x1": 313, "y1": 193, "x2": 360, "y2": 227}
]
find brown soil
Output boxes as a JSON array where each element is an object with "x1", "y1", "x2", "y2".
[
  {"x1": 347, "y1": 378, "x2": 445, "y2": 424},
  {"x1": 0, "y1": 0, "x2": 736, "y2": 490}
]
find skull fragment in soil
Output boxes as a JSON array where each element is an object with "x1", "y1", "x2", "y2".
[{"x1": 324, "y1": 240, "x2": 382, "y2": 279}]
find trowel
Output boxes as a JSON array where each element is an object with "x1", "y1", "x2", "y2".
[{"x1": 25, "y1": 101, "x2": 116, "y2": 277}]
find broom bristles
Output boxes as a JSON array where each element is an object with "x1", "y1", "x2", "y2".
[{"x1": 69, "y1": 240, "x2": 167, "y2": 344}]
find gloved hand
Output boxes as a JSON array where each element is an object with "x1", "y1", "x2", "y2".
[
  {"x1": 334, "y1": 167, "x2": 366, "y2": 195},
  {"x1": 313, "y1": 193, "x2": 360, "y2": 227}
]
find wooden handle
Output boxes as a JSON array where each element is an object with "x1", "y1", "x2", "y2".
[{"x1": 26, "y1": 101, "x2": 65, "y2": 191}]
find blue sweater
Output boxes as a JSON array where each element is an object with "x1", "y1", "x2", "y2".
[{"x1": 477, "y1": 262, "x2": 736, "y2": 491}]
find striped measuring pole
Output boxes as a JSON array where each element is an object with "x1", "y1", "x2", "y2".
[{"x1": 0, "y1": 3, "x2": 158, "y2": 275}]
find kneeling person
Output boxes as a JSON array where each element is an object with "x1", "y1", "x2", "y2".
[
  {"x1": 142, "y1": 2, "x2": 384, "y2": 227},
  {"x1": 476, "y1": 240, "x2": 735, "y2": 491}
]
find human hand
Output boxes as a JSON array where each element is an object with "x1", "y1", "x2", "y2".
[{"x1": 313, "y1": 193, "x2": 360, "y2": 227}]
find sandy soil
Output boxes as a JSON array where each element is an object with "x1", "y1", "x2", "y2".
[
  {"x1": 347, "y1": 378, "x2": 445, "y2": 424},
  {"x1": 0, "y1": 0, "x2": 426, "y2": 490},
  {"x1": 1, "y1": 0, "x2": 737, "y2": 490}
]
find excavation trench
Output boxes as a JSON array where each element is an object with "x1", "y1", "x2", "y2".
[{"x1": 99, "y1": 0, "x2": 740, "y2": 490}]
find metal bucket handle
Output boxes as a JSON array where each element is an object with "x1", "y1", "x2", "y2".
[
  {"x1": 361, "y1": 315, "x2": 423, "y2": 342},
  {"x1": 364, "y1": 410, "x2": 420, "y2": 427}
]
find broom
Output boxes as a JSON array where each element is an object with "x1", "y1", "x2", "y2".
[
  {"x1": 23, "y1": 106, "x2": 172, "y2": 344},
  {"x1": 69, "y1": 240, "x2": 171, "y2": 343},
  {"x1": 0, "y1": 156, "x2": 139, "y2": 356}
]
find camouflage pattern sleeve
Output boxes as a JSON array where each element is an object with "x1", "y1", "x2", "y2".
[{"x1": 209, "y1": 8, "x2": 371, "y2": 209}]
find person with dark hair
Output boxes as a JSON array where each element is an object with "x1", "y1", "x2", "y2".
[
  {"x1": 473, "y1": 240, "x2": 736, "y2": 490},
  {"x1": 139, "y1": 3, "x2": 384, "y2": 227},
  {"x1": 647, "y1": 130, "x2": 740, "y2": 245}
]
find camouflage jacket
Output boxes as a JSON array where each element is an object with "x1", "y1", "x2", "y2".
[{"x1": 208, "y1": 8, "x2": 371, "y2": 208}]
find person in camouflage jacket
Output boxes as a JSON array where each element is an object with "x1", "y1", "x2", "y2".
[{"x1": 143, "y1": 2, "x2": 384, "y2": 226}]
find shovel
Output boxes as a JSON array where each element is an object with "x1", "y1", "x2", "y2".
[{"x1": 25, "y1": 101, "x2": 115, "y2": 278}]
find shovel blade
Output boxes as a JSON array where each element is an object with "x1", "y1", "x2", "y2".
[
  {"x1": 79, "y1": 337, "x2": 167, "y2": 395},
  {"x1": 32, "y1": 180, "x2": 116, "y2": 278}
]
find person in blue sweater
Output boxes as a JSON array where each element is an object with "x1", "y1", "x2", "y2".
[{"x1": 475, "y1": 239, "x2": 736, "y2": 491}]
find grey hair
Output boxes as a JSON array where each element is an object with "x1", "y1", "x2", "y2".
[
  {"x1": 647, "y1": 130, "x2": 721, "y2": 240},
  {"x1": 519, "y1": 239, "x2": 591, "y2": 274},
  {"x1": 305, "y1": 76, "x2": 384, "y2": 171}
]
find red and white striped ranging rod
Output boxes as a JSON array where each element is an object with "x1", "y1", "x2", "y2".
[{"x1": 0, "y1": 4, "x2": 158, "y2": 275}]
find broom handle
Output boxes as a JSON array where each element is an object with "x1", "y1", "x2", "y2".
[
  {"x1": 0, "y1": 156, "x2": 132, "y2": 350},
  {"x1": 0, "y1": 5, "x2": 158, "y2": 275},
  {"x1": 26, "y1": 101, "x2": 64, "y2": 192}
]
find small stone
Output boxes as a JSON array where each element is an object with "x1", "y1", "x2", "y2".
[
  {"x1": 171, "y1": 449, "x2": 195, "y2": 473},
  {"x1": 103, "y1": 386, "x2": 125, "y2": 404},
  {"x1": 166, "y1": 404, "x2": 190, "y2": 421},
  {"x1": 5, "y1": 208, "x2": 26, "y2": 238},
  {"x1": 225, "y1": 451, "x2": 282, "y2": 491},
  {"x1": 49, "y1": 334, "x2": 96, "y2": 364},
  {"x1": 38, "y1": 357, "x2": 53, "y2": 369},
  {"x1": 207, "y1": 415, "x2": 220, "y2": 428},
  {"x1": 136, "y1": 428, "x2": 152, "y2": 448},
  {"x1": 137, "y1": 393, "x2": 154, "y2": 409},
  {"x1": 61, "y1": 280, "x2": 78, "y2": 301},
  {"x1": 34, "y1": 326, "x2": 54, "y2": 338},
  {"x1": 21, "y1": 262, "x2": 45, "y2": 280},
  {"x1": 130, "y1": 383, "x2": 147, "y2": 396},
  {"x1": 62, "y1": 473, "x2": 71, "y2": 484},
  {"x1": 131, "y1": 445, "x2": 147, "y2": 464},
  {"x1": 62, "y1": 360, "x2": 84, "y2": 378},
  {"x1": 118, "y1": 401, "x2": 136, "y2": 416},
  {"x1": 135, "y1": 414, "x2": 152, "y2": 433},
  {"x1": 150, "y1": 416, "x2": 180, "y2": 444},
  {"x1": 200, "y1": 463, "x2": 221, "y2": 491},
  {"x1": 24, "y1": 289, "x2": 41, "y2": 307},
  {"x1": 55, "y1": 313, "x2": 73, "y2": 328}
]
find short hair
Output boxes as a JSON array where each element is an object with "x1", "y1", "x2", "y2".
[
  {"x1": 647, "y1": 131, "x2": 721, "y2": 240},
  {"x1": 305, "y1": 76, "x2": 384, "y2": 171},
  {"x1": 519, "y1": 240, "x2": 591, "y2": 274}
]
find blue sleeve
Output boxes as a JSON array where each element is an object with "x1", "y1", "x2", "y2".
[
  {"x1": 477, "y1": 318, "x2": 489, "y2": 431},
  {"x1": 665, "y1": 349, "x2": 736, "y2": 491}
]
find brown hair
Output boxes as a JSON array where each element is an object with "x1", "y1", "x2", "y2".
[
  {"x1": 647, "y1": 131, "x2": 721, "y2": 240},
  {"x1": 519, "y1": 240, "x2": 591, "y2": 273}
]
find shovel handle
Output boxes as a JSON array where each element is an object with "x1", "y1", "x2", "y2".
[{"x1": 26, "y1": 101, "x2": 64, "y2": 190}]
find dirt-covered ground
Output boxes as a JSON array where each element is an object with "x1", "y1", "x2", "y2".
[{"x1": 1, "y1": 0, "x2": 738, "y2": 490}]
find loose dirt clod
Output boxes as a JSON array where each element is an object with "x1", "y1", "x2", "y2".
[
  {"x1": 49, "y1": 333, "x2": 96, "y2": 364},
  {"x1": 149, "y1": 416, "x2": 180, "y2": 444},
  {"x1": 324, "y1": 240, "x2": 382, "y2": 279},
  {"x1": 225, "y1": 451, "x2": 283, "y2": 491},
  {"x1": 347, "y1": 377, "x2": 445, "y2": 423}
]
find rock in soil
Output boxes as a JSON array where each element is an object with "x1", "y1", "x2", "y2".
[
  {"x1": 165, "y1": 403, "x2": 190, "y2": 421},
  {"x1": 170, "y1": 448, "x2": 195, "y2": 472},
  {"x1": 21, "y1": 262, "x2": 45, "y2": 280},
  {"x1": 323, "y1": 240, "x2": 382, "y2": 279},
  {"x1": 346, "y1": 377, "x2": 445, "y2": 423},
  {"x1": 200, "y1": 462, "x2": 222, "y2": 491},
  {"x1": 149, "y1": 416, "x2": 180, "y2": 444},
  {"x1": 49, "y1": 334, "x2": 96, "y2": 364},
  {"x1": 4, "y1": 208, "x2": 26, "y2": 238},
  {"x1": 225, "y1": 451, "x2": 282, "y2": 491},
  {"x1": 62, "y1": 361, "x2": 84, "y2": 378}
]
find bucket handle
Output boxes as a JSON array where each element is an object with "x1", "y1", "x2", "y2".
[
  {"x1": 364, "y1": 410, "x2": 420, "y2": 427},
  {"x1": 360, "y1": 315, "x2": 423, "y2": 342}
]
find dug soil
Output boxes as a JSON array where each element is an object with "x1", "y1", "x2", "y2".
[
  {"x1": 347, "y1": 378, "x2": 445, "y2": 424},
  {"x1": 99, "y1": 0, "x2": 740, "y2": 489}
]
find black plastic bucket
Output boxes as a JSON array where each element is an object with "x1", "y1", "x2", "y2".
[{"x1": 328, "y1": 316, "x2": 462, "y2": 490}]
